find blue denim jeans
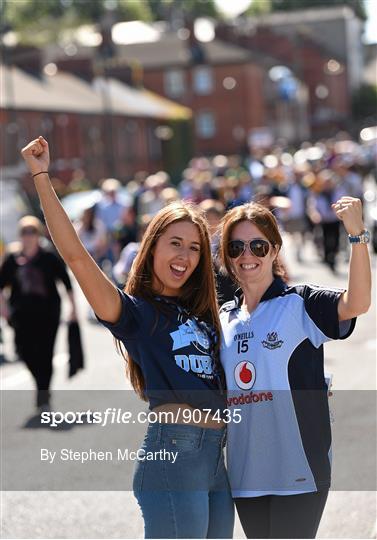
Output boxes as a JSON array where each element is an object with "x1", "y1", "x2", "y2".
[{"x1": 133, "y1": 423, "x2": 234, "y2": 538}]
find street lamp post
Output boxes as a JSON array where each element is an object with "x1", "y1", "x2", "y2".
[{"x1": 97, "y1": 6, "x2": 117, "y2": 179}]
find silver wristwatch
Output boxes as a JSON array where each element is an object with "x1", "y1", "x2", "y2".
[{"x1": 348, "y1": 229, "x2": 370, "y2": 244}]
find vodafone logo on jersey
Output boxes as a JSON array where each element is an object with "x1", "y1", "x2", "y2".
[{"x1": 234, "y1": 361, "x2": 256, "y2": 390}]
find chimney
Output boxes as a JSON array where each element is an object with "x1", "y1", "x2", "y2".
[
  {"x1": 2, "y1": 45, "x2": 43, "y2": 78},
  {"x1": 55, "y1": 57, "x2": 94, "y2": 83},
  {"x1": 186, "y1": 19, "x2": 206, "y2": 65}
]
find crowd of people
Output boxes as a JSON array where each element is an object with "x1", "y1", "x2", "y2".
[{"x1": 72, "y1": 133, "x2": 374, "y2": 290}]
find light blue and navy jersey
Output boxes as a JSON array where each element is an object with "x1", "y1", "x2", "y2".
[
  {"x1": 97, "y1": 290, "x2": 226, "y2": 413},
  {"x1": 220, "y1": 277, "x2": 356, "y2": 497}
]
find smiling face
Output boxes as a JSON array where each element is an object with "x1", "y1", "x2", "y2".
[
  {"x1": 229, "y1": 221, "x2": 277, "y2": 289},
  {"x1": 152, "y1": 221, "x2": 201, "y2": 296}
]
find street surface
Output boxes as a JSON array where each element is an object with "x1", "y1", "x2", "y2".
[{"x1": 1, "y1": 234, "x2": 376, "y2": 539}]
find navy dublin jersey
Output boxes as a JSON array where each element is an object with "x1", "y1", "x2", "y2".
[
  {"x1": 220, "y1": 277, "x2": 356, "y2": 497},
  {"x1": 97, "y1": 290, "x2": 226, "y2": 413}
]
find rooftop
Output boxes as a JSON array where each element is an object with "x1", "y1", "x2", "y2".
[{"x1": 0, "y1": 64, "x2": 191, "y2": 119}]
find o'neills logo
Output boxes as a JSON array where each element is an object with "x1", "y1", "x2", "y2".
[
  {"x1": 227, "y1": 391, "x2": 273, "y2": 407},
  {"x1": 234, "y1": 361, "x2": 256, "y2": 390}
]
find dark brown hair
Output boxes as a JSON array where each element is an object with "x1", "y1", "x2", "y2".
[
  {"x1": 117, "y1": 201, "x2": 220, "y2": 400},
  {"x1": 219, "y1": 202, "x2": 287, "y2": 283}
]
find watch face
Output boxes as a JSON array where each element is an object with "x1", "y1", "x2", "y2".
[{"x1": 362, "y1": 230, "x2": 371, "y2": 243}]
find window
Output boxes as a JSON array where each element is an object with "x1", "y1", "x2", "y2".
[
  {"x1": 164, "y1": 69, "x2": 185, "y2": 98},
  {"x1": 193, "y1": 66, "x2": 214, "y2": 95},
  {"x1": 196, "y1": 111, "x2": 216, "y2": 139}
]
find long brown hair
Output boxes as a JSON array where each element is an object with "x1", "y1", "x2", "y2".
[
  {"x1": 117, "y1": 201, "x2": 221, "y2": 400},
  {"x1": 219, "y1": 202, "x2": 287, "y2": 283}
]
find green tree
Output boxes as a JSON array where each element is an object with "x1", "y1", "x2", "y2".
[
  {"x1": 246, "y1": 0, "x2": 272, "y2": 15},
  {"x1": 144, "y1": 0, "x2": 219, "y2": 22},
  {"x1": 118, "y1": 0, "x2": 153, "y2": 22},
  {"x1": 4, "y1": 0, "x2": 78, "y2": 46},
  {"x1": 2, "y1": 0, "x2": 153, "y2": 46},
  {"x1": 4, "y1": 0, "x2": 367, "y2": 46},
  {"x1": 179, "y1": 0, "x2": 218, "y2": 19},
  {"x1": 2, "y1": 0, "x2": 221, "y2": 45}
]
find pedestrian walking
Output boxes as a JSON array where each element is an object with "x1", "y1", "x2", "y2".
[
  {"x1": 308, "y1": 172, "x2": 345, "y2": 272},
  {"x1": 74, "y1": 204, "x2": 107, "y2": 264},
  {"x1": 20, "y1": 136, "x2": 234, "y2": 539},
  {"x1": 218, "y1": 200, "x2": 371, "y2": 539},
  {"x1": 282, "y1": 170, "x2": 310, "y2": 262},
  {"x1": 199, "y1": 199, "x2": 237, "y2": 305},
  {"x1": 96, "y1": 178, "x2": 127, "y2": 267},
  {"x1": 0, "y1": 216, "x2": 77, "y2": 412}
]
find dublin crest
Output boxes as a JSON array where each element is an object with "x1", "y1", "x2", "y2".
[{"x1": 261, "y1": 332, "x2": 284, "y2": 350}]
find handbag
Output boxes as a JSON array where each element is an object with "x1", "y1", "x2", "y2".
[{"x1": 67, "y1": 320, "x2": 84, "y2": 377}]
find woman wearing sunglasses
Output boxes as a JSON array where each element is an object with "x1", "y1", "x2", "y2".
[{"x1": 218, "y1": 200, "x2": 371, "y2": 539}]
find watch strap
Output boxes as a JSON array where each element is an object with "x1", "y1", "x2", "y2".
[{"x1": 348, "y1": 230, "x2": 370, "y2": 244}]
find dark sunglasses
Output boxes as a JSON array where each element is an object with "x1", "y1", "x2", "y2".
[
  {"x1": 20, "y1": 228, "x2": 38, "y2": 236},
  {"x1": 227, "y1": 239, "x2": 271, "y2": 259}
]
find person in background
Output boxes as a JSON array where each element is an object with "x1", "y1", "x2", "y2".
[
  {"x1": 331, "y1": 157, "x2": 363, "y2": 199},
  {"x1": 112, "y1": 206, "x2": 138, "y2": 260},
  {"x1": 96, "y1": 178, "x2": 127, "y2": 266},
  {"x1": 112, "y1": 214, "x2": 152, "y2": 288},
  {"x1": 138, "y1": 173, "x2": 168, "y2": 216},
  {"x1": 74, "y1": 204, "x2": 108, "y2": 264},
  {"x1": 0, "y1": 236, "x2": 7, "y2": 364},
  {"x1": 308, "y1": 171, "x2": 345, "y2": 272},
  {"x1": 130, "y1": 170, "x2": 148, "y2": 219},
  {"x1": 0, "y1": 216, "x2": 77, "y2": 412},
  {"x1": 282, "y1": 168, "x2": 310, "y2": 262},
  {"x1": 160, "y1": 186, "x2": 179, "y2": 206},
  {"x1": 74, "y1": 204, "x2": 108, "y2": 321},
  {"x1": 96, "y1": 178, "x2": 126, "y2": 233},
  {"x1": 199, "y1": 199, "x2": 237, "y2": 305}
]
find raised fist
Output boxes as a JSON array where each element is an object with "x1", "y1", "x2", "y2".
[
  {"x1": 332, "y1": 196, "x2": 365, "y2": 236},
  {"x1": 21, "y1": 136, "x2": 50, "y2": 176}
]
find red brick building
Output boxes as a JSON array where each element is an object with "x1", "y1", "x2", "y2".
[
  {"x1": 44, "y1": 35, "x2": 272, "y2": 156},
  {"x1": 216, "y1": 6, "x2": 364, "y2": 137},
  {"x1": 114, "y1": 32, "x2": 309, "y2": 154},
  {"x1": 21, "y1": 22, "x2": 311, "y2": 156},
  {"x1": 143, "y1": 59, "x2": 266, "y2": 156},
  {"x1": 0, "y1": 61, "x2": 191, "y2": 189}
]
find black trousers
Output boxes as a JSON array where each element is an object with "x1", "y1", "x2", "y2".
[
  {"x1": 235, "y1": 490, "x2": 329, "y2": 539},
  {"x1": 12, "y1": 309, "x2": 60, "y2": 407},
  {"x1": 321, "y1": 222, "x2": 340, "y2": 270}
]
